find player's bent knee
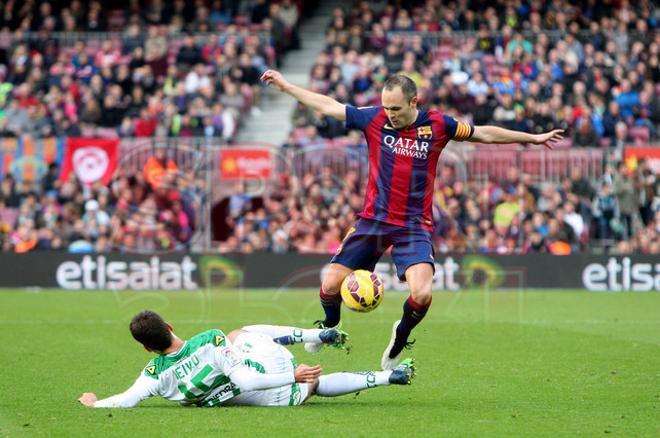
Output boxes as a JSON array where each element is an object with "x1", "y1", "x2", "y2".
[
  {"x1": 411, "y1": 287, "x2": 433, "y2": 305},
  {"x1": 321, "y1": 264, "x2": 351, "y2": 294},
  {"x1": 321, "y1": 279, "x2": 341, "y2": 295}
]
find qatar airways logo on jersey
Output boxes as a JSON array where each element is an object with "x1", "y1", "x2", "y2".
[{"x1": 383, "y1": 135, "x2": 430, "y2": 159}]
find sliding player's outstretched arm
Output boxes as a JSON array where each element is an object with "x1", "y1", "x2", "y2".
[
  {"x1": 260, "y1": 70, "x2": 346, "y2": 121},
  {"x1": 470, "y1": 125, "x2": 564, "y2": 149},
  {"x1": 79, "y1": 374, "x2": 159, "y2": 408}
]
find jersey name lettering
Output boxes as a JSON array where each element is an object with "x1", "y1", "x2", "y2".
[{"x1": 174, "y1": 354, "x2": 201, "y2": 379}]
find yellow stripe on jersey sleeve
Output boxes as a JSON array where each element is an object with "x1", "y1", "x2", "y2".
[
  {"x1": 456, "y1": 124, "x2": 465, "y2": 139},
  {"x1": 453, "y1": 122, "x2": 473, "y2": 141},
  {"x1": 457, "y1": 124, "x2": 465, "y2": 139}
]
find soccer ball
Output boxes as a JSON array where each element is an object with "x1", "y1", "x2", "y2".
[{"x1": 340, "y1": 270, "x2": 384, "y2": 313}]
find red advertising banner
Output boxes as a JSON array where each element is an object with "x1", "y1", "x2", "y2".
[
  {"x1": 624, "y1": 146, "x2": 660, "y2": 173},
  {"x1": 220, "y1": 148, "x2": 273, "y2": 180},
  {"x1": 60, "y1": 138, "x2": 119, "y2": 185}
]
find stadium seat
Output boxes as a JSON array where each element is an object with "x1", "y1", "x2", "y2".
[
  {"x1": 552, "y1": 138, "x2": 572, "y2": 149},
  {"x1": 520, "y1": 150, "x2": 543, "y2": 175},
  {"x1": 469, "y1": 150, "x2": 517, "y2": 180}
]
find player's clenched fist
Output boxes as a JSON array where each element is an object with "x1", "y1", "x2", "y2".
[
  {"x1": 293, "y1": 364, "x2": 322, "y2": 383},
  {"x1": 78, "y1": 392, "x2": 98, "y2": 407},
  {"x1": 260, "y1": 70, "x2": 290, "y2": 92}
]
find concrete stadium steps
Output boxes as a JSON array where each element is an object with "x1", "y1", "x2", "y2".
[{"x1": 237, "y1": 0, "x2": 351, "y2": 145}]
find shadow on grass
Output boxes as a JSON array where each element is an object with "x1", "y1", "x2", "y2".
[{"x1": 118, "y1": 396, "x2": 424, "y2": 410}]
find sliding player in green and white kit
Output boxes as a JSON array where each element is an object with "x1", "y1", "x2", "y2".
[{"x1": 78, "y1": 310, "x2": 415, "y2": 408}]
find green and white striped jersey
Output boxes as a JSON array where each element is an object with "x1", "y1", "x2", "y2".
[
  {"x1": 142, "y1": 329, "x2": 243, "y2": 407},
  {"x1": 93, "y1": 329, "x2": 294, "y2": 408}
]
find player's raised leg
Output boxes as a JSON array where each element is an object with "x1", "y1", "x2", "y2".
[
  {"x1": 307, "y1": 220, "x2": 388, "y2": 352},
  {"x1": 319, "y1": 262, "x2": 353, "y2": 328},
  {"x1": 382, "y1": 263, "x2": 433, "y2": 369},
  {"x1": 242, "y1": 324, "x2": 348, "y2": 349},
  {"x1": 303, "y1": 262, "x2": 352, "y2": 352},
  {"x1": 313, "y1": 358, "x2": 416, "y2": 398}
]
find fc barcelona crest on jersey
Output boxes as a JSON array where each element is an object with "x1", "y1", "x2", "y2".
[{"x1": 417, "y1": 125, "x2": 433, "y2": 139}]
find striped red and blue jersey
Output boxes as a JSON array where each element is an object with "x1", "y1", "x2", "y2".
[{"x1": 346, "y1": 105, "x2": 474, "y2": 231}]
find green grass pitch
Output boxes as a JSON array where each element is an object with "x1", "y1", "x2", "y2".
[{"x1": 1, "y1": 288, "x2": 659, "y2": 437}]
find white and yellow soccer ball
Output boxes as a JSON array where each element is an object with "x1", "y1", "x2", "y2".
[{"x1": 340, "y1": 270, "x2": 384, "y2": 313}]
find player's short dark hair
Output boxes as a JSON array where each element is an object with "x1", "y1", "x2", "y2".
[
  {"x1": 129, "y1": 310, "x2": 173, "y2": 351},
  {"x1": 383, "y1": 74, "x2": 417, "y2": 102}
]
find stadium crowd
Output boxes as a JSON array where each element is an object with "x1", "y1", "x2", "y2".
[
  {"x1": 0, "y1": 0, "x2": 658, "y2": 255},
  {"x1": 0, "y1": 0, "x2": 308, "y2": 253},
  {"x1": 0, "y1": 148, "x2": 204, "y2": 253},
  {"x1": 217, "y1": 158, "x2": 660, "y2": 255},
  {"x1": 219, "y1": 0, "x2": 659, "y2": 255},
  {"x1": 293, "y1": 0, "x2": 659, "y2": 155},
  {"x1": 0, "y1": 0, "x2": 305, "y2": 140}
]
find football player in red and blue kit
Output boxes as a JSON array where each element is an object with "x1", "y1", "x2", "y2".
[{"x1": 261, "y1": 70, "x2": 564, "y2": 369}]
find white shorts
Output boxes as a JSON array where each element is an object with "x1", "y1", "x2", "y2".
[{"x1": 223, "y1": 332, "x2": 309, "y2": 407}]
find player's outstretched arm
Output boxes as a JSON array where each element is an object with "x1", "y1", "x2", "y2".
[
  {"x1": 78, "y1": 389, "x2": 145, "y2": 408},
  {"x1": 260, "y1": 69, "x2": 346, "y2": 121},
  {"x1": 470, "y1": 126, "x2": 564, "y2": 149},
  {"x1": 78, "y1": 375, "x2": 158, "y2": 408}
]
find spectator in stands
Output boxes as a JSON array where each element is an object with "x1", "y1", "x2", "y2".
[
  {"x1": 492, "y1": 94, "x2": 516, "y2": 130},
  {"x1": 572, "y1": 115, "x2": 599, "y2": 147},
  {"x1": 83, "y1": 199, "x2": 110, "y2": 228},
  {"x1": 277, "y1": 0, "x2": 300, "y2": 50},
  {"x1": 592, "y1": 182, "x2": 619, "y2": 241},
  {"x1": 637, "y1": 159, "x2": 658, "y2": 226},
  {"x1": 611, "y1": 121, "x2": 631, "y2": 158},
  {"x1": 143, "y1": 148, "x2": 178, "y2": 190},
  {"x1": 563, "y1": 201, "x2": 585, "y2": 239},
  {"x1": 466, "y1": 71, "x2": 488, "y2": 98},
  {"x1": 134, "y1": 108, "x2": 158, "y2": 137},
  {"x1": 570, "y1": 168, "x2": 595, "y2": 202},
  {"x1": 549, "y1": 210, "x2": 578, "y2": 249},
  {"x1": 0, "y1": 176, "x2": 20, "y2": 208},
  {"x1": 613, "y1": 163, "x2": 637, "y2": 240},
  {"x1": 614, "y1": 79, "x2": 640, "y2": 120},
  {"x1": 176, "y1": 34, "x2": 201, "y2": 69},
  {"x1": 524, "y1": 231, "x2": 550, "y2": 254}
]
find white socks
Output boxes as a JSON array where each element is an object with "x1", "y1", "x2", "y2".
[
  {"x1": 242, "y1": 325, "x2": 323, "y2": 344},
  {"x1": 242, "y1": 324, "x2": 397, "y2": 397},
  {"x1": 315, "y1": 371, "x2": 392, "y2": 397}
]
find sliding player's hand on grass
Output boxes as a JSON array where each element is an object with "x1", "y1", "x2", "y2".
[{"x1": 78, "y1": 392, "x2": 98, "y2": 407}]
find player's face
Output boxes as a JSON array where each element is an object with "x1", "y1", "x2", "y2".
[{"x1": 381, "y1": 86, "x2": 417, "y2": 129}]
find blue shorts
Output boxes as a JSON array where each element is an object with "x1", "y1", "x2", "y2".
[{"x1": 330, "y1": 218, "x2": 435, "y2": 281}]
